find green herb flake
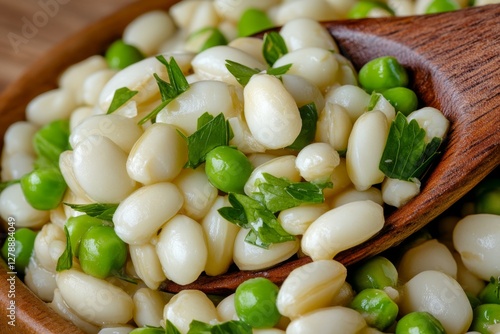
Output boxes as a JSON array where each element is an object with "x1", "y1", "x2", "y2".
[
  {"x1": 187, "y1": 319, "x2": 252, "y2": 334},
  {"x1": 56, "y1": 226, "x2": 73, "y2": 272},
  {"x1": 106, "y1": 87, "x2": 138, "y2": 114},
  {"x1": 266, "y1": 63, "x2": 292, "y2": 77},
  {"x1": 166, "y1": 320, "x2": 182, "y2": 334},
  {"x1": 367, "y1": 92, "x2": 382, "y2": 111},
  {"x1": 256, "y1": 173, "x2": 329, "y2": 213},
  {"x1": 184, "y1": 113, "x2": 231, "y2": 169},
  {"x1": 225, "y1": 60, "x2": 260, "y2": 86},
  {"x1": 218, "y1": 193, "x2": 296, "y2": 249},
  {"x1": 262, "y1": 31, "x2": 288, "y2": 66},
  {"x1": 138, "y1": 56, "x2": 190, "y2": 125},
  {"x1": 287, "y1": 102, "x2": 318, "y2": 150},
  {"x1": 379, "y1": 112, "x2": 443, "y2": 181},
  {"x1": 64, "y1": 203, "x2": 118, "y2": 221}
]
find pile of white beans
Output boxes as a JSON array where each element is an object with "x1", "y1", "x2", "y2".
[{"x1": 0, "y1": 0, "x2": 498, "y2": 333}]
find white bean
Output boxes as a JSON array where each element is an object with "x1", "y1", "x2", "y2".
[
  {"x1": 156, "y1": 215, "x2": 208, "y2": 285},
  {"x1": 49, "y1": 288, "x2": 101, "y2": 334},
  {"x1": 133, "y1": 288, "x2": 172, "y2": 328},
  {"x1": 332, "y1": 54, "x2": 359, "y2": 86},
  {"x1": 323, "y1": 158, "x2": 352, "y2": 198},
  {"x1": 295, "y1": 142, "x2": 340, "y2": 182},
  {"x1": 227, "y1": 115, "x2": 267, "y2": 154},
  {"x1": 326, "y1": 85, "x2": 371, "y2": 122},
  {"x1": 99, "y1": 52, "x2": 194, "y2": 112},
  {"x1": 59, "y1": 150, "x2": 91, "y2": 201},
  {"x1": 228, "y1": 37, "x2": 266, "y2": 64},
  {"x1": 24, "y1": 256, "x2": 57, "y2": 302},
  {"x1": 202, "y1": 197, "x2": 240, "y2": 276},
  {"x1": 398, "y1": 239, "x2": 458, "y2": 282},
  {"x1": 286, "y1": 306, "x2": 367, "y2": 334},
  {"x1": 1, "y1": 152, "x2": 34, "y2": 180},
  {"x1": 70, "y1": 114, "x2": 143, "y2": 153},
  {"x1": 123, "y1": 10, "x2": 176, "y2": 56},
  {"x1": 216, "y1": 293, "x2": 238, "y2": 322},
  {"x1": 26, "y1": 88, "x2": 77, "y2": 126},
  {"x1": 331, "y1": 186, "x2": 383, "y2": 208},
  {"x1": 301, "y1": 200, "x2": 385, "y2": 261},
  {"x1": 280, "y1": 17, "x2": 339, "y2": 52},
  {"x1": 156, "y1": 80, "x2": 243, "y2": 135},
  {"x1": 277, "y1": 259, "x2": 347, "y2": 319},
  {"x1": 59, "y1": 55, "x2": 108, "y2": 101},
  {"x1": 170, "y1": 1, "x2": 219, "y2": 34},
  {"x1": 407, "y1": 107, "x2": 449, "y2": 142},
  {"x1": 33, "y1": 223, "x2": 65, "y2": 273},
  {"x1": 3, "y1": 121, "x2": 38, "y2": 156},
  {"x1": 281, "y1": 74, "x2": 326, "y2": 111},
  {"x1": 56, "y1": 269, "x2": 134, "y2": 326},
  {"x1": 163, "y1": 290, "x2": 219, "y2": 333},
  {"x1": 315, "y1": 103, "x2": 353, "y2": 153},
  {"x1": 244, "y1": 155, "x2": 300, "y2": 197},
  {"x1": 98, "y1": 326, "x2": 134, "y2": 334},
  {"x1": 130, "y1": 243, "x2": 167, "y2": 290},
  {"x1": 69, "y1": 106, "x2": 94, "y2": 130},
  {"x1": 114, "y1": 182, "x2": 183, "y2": 245},
  {"x1": 278, "y1": 203, "x2": 329, "y2": 235},
  {"x1": 399, "y1": 270, "x2": 473, "y2": 334},
  {"x1": 381, "y1": 177, "x2": 421, "y2": 208},
  {"x1": 244, "y1": 74, "x2": 302, "y2": 149},
  {"x1": 233, "y1": 228, "x2": 300, "y2": 271},
  {"x1": 346, "y1": 110, "x2": 388, "y2": 191},
  {"x1": 330, "y1": 281, "x2": 356, "y2": 307},
  {"x1": 191, "y1": 45, "x2": 266, "y2": 86},
  {"x1": 275, "y1": 0, "x2": 339, "y2": 25},
  {"x1": 173, "y1": 167, "x2": 218, "y2": 221},
  {"x1": 213, "y1": 0, "x2": 281, "y2": 22},
  {"x1": 371, "y1": 93, "x2": 396, "y2": 124},
  {"x1": 453, "y1": 252, "x2": 486, "y2": 296},
  {"x1": 273, "y1": 47, "x2": 339, "y2": 92},
  {"x1": 127, "y1": 123, "x2": 187, "y2": 185},
  {"x1": 72, "y1": 135, "x2": 137, "y2": 203},
  {"x1": 453, "y1": 214, "x2": 500, "y2": 281},
  {"x1": 82, "y1": 69, "x2": 117, "y2": 107},
  {"x1": 0, "y1": 183, "x2": 49, "y2": 228}
]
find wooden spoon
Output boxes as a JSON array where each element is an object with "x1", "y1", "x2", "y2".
[
  {"x1": 160, "y1": 4, "x2": 500, "y2": 294},
  {"x1": 0, "y1": 2, "x2": 498, "y2": 333}
]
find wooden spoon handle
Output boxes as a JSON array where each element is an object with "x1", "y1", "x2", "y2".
[{"x1": 161, "y1": 5, "x2": 500, "y2": 294}]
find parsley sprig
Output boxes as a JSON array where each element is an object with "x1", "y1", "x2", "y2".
[
  {"x1": 106, "y1": 87, "x2": 138, "y2": 114},
  {"x1": 225, "y1": 32, "x2": 291, "y2": 86},
  {"x1": 138, "y1": 55, "x2": 190, "y2": 125},
  {"x1": 138, "y1": 319, "x2": 252, "y2": 334},
  {"x1": 379, "y1": 112, "x2": 443, "y2": 181},
  {"x1": 63, "y1": 202, "x2": 118, "y2": 221},
  {"x1": 218, "y1": 173, "x2": 331, "y2": 249}
]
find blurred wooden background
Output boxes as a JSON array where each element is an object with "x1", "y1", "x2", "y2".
[{"x1": 0, "y1": 0, "x2": 136, "y2": 92}]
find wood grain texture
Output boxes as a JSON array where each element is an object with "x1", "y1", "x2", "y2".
[{"x1": 0, "y1": 1, "x2": 499, "y2": 332}]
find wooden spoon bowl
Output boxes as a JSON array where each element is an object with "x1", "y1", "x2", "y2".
[{"x1": 0, "y1": 1, "x2": 499, "y2": 332}]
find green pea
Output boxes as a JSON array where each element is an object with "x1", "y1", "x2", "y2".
[
  {"x1": 237, "y1": 8, "x2": 274, "y2": 37},
  {"x1": 65, "y1": 215, "x2": 104, "y2": 256},
  {"x1": 205, "y1": 146, "x2": 253, "y2": 194},
  {"x1": 349, "y1": 288, "x2": 398, "y2": 331},
  {"x1": 359, "y1": 56, "x2": 409, "y2": 93},
  {"x1": 381, "y1": 87, "x2": 419, "y2": 116},
  {"x1": 425, "y1": 0, "x2": 460, "y2": 14},
  {"x1": 350, "y1": 256, "x2": 398, "y2": 292},
  {"x1": 395, "y1": 312, "x2": 446, "y2": 334},
  {"x1": 475, "y1": 179, "x2": 500, "y2": 215},
  {"x1": 20, "y1": 167, "x2": 67, "y2": 210},
  {"x1": 469, "y1": 304, "x2": 500, "y2": 334},
  {"x1": 78, "y1": 225, "x2": 127, "y2": 279},
  {"x1": 33, "y1": 119, "x2": 70, "y2": 166},
  {"x1": 105, "y1": 39, "x2": 145, "y2": 70},
  {"x1": 478, "y1": 277, "x2": 500, "y2": 305},
  {"x1": 347, "y1": 0, "x2": 394, "y2": 18},
  {"x1": 1, "y1": 228, "x2": 37, "y2": 275},
  {"x1": 234, "y1": 277, "x2": 281, "y2": 328}
]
